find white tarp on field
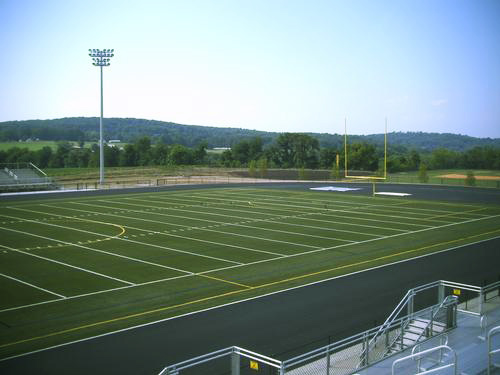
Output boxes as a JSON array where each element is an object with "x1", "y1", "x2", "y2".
[
  {"x1": 310, "y1": 186, "x2": 362, "y2": 192},
  {"x1": 374, "y1": 192, "x2": 412, "y2": 196}
]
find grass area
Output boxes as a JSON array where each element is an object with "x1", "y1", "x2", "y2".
[
  {"x1": 0, "y1": 187, "x2": 499, "y2": 359},
  {"x1": 388, "y1": 169, "x2": 500, "y2": 188},
  {"x1": 0, "y1": 141, "x2": 95, "y2": 151}
]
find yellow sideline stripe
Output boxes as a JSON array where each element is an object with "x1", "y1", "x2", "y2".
[
  {"x1": 2, "y1": 228, "x2": 499, "y2": 350},
  {"x1": 197, "y1": 274, "x2": 252, "y2": 289}
]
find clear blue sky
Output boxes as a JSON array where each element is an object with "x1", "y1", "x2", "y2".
[{"x1": 1, "y1": 0, "x2": 499, "y2": 138}]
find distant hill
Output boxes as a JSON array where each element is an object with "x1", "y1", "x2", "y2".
[{"x1": 1, "y1": 117, "x2": 499, "y2": 151}]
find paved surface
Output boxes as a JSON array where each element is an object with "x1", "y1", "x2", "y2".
[
  {"x1": 356, "y1": 303, "x2": 500, "y2": 375},
  {"x1": 0, "y1": 238, "x2": 498, "y2": 375}
]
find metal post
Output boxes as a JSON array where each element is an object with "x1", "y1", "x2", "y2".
[
  {"x1": 88, "y1": 48, "x2": 114, "y2": 187},
  {"x1": 99, "y1": 65, "x2": 104, "y2": 186},
  {"x1": 479, "y1": 289, "x2": 484, "y2": 316},
  {"x1": 408, "y1": 290, "x2": 414, "y2": 317},
  {"x1": 438, "y1": 282, "x2": 445, "y2": 304},
  {"x1": 231, "y1": 351, "x2": 240, "y2": 375},
  {"x1": 326, "y1": 346, "x2": 331, "y2": 375}
]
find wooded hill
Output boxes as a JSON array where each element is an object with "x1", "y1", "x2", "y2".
[{"x1": 1, "y1": 117, "x2": 499, "y2": 151}]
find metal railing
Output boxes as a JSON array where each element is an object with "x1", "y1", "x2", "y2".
[
  {"x1": 157, "y1": 280, "x2": 498, "y2": 375},
  {"x1": 158, "y1": 346, "x2": 284, "y2": 375},
  {"x1": 281, "y1": 297, "x2": 457, "y2": 375},
  {"x1": 488, "y1": 326, "x2": 500, "y2": 375},
  {"x1": 392, "y1": 345, "x2": 457, "y2": 375}
]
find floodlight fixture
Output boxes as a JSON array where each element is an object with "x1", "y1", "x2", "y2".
[{"x1": 89, "y1": 48, "x2": 114, "y2": 186}]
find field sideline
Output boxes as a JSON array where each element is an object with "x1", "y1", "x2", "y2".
[{"x1": 0, "y1": 185, "x2": 499, "y2": 359}]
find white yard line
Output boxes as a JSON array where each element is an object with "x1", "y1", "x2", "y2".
[
  {"x1": 196, "y1": 213, "x2": 500, "y2": 275},
  {"x1": 187, "y1": 192, "x2": 434, "y2": 228},
  {"x1": 285, "y1": 215, "x2": 409, "y2": 233},
  {"x1": 0, "y1": 212, "x2": 194, "y2": 274},
  {"x1": 3, "y1": 234, "x2": 499, "y2": 364},
  {"x1": 126, "y1": 197, "x2": 382, "y2": 238},
  {"x1": 4, "y1": 207, "x2": 241, "y2": 266},
  {"x1": 0, "y1": 243, "x2": 135, "y2": 286},
  {"x1": 126, "y1": 196, "x2": 279, "y2": 217},
  {"x1": 71, "y1": 202, "x2": 319, "y2": 249},
  {"x1": 0, "y1": 272, "x2": 67, "y2": 299},
  {"x1": 100, "y1": 199, "x2": 356, "y2": 243},
  {"x1": 40, "y1": 204, "x2": 286, "y2": 258},
  {"x1": 197, "y1": 191, "x2": 457, "y2": 224},
  {"x1": 0, "y1": 274, "x2": 193, "y2": 314}
]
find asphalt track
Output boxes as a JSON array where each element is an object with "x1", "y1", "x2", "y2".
[{"x1": 0, "y1": 183, "x2": 499, "y2": 375}]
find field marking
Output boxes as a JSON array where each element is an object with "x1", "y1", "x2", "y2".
[
  {"x1": 4, "y1": 207, "x2": 242, "y2": 266},
  {"x1": 40, "y1": 204, "x2": 287, "y2": 258},
  {"x1": 261, "y1": 189, "x2": 494, "y2": 218},
  {"x1": 73, "y1": 201, "x2": 320, "y2": 249},
  {"x1": 197, "y1": 274, "x2": 252, "y2": 289},
  {"x1": 195, "y1": 213, "x2": 500, "y2": 276},
  {"x1": 2, "y1": 232, "x2": 499, "y2": 353},
  {"x1": 206, "y1": 189, "x2": 489, "y2": 223},
  {"x1": 0, "y1": 273, "x2": 193, "y2": 314},
  {"x1": 0, "y1": 272, "x2": 67, "y2": 299},
  {"x1": 181, "y1": 192, "x2": 435, "y2": 228},
  {"x1": 253, "y1": 228, "x2": 500, "y2": 290},
  {"x1": 195, "y1": 191, "x2": 458, "y2": 225},
  {"x1": 99, "y1": 199, "x2": 356, "y2": 243},
  {"x1": 144, "y1": 195, "x2": 410, "y2": 233},
  {"x1": 128, "y1": 196, "x2": 383, "y2": 238},
  {"x1": 0, "y1": 213, "x2": 193, "y2": 274},
  {"x1": 0, "y1": 242, "x2": 135, "y2": 286}
]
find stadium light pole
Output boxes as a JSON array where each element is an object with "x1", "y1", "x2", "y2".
[{"x1": 88, "y1": 48, "x2": 114, "y2": 186}]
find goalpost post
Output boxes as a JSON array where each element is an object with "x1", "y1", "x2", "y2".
[{"x1": 344, "y1": 117, "x2": 388, "y2": 195}]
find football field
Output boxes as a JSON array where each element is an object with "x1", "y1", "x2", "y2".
[{"x1": 1, "y1": 185, "x2": 499, "y2": 359}]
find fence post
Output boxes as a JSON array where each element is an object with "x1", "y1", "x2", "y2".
[
  {"x1": 231, "y1": 350, "x2": 240, "y2": 375},
  {"x1": 408, "y1": 289, "x2": 414, "y2": 317},
  {"x1": 479, "y1": 288, "x2": 484, "y2": 316},
  {"x1": 438, "y1": 282, "x2": 445, "y2": 304},
  {"x1": 326, "y1": 346, "x2": 331, "y2": 375}
]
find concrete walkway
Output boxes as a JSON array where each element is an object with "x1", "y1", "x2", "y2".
[{"x1": 356, "y1": 302, "x2": 500, "y2": 375}]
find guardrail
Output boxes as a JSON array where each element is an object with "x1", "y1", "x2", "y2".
[
  {"x1": 158, "y1": 346, "x2": 284, "y2": 375},
  {"x1": 157, "y1": 280, "x2": 499, "y2": 375},
  {"x1": 488, "y1": 326, "x2": 500, "y2": 375},
  {"x1": 392, "y1": 345, "x2": 457, "y2": 375}
]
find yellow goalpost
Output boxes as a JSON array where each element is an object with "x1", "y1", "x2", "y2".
[{"x1": 344, "y1": 118, "x2": 388, "y2": 195}]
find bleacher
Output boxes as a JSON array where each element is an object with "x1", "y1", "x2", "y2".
[{"x1": 0, "y1": 163, "x2": 56, "y2": 192}]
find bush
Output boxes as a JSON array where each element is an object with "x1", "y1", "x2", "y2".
[{"x1": 465, "y1": 170, "x2": 476, "y2": 186}]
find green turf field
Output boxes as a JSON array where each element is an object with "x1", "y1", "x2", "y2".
[{"x1": 0, "y1": 187, "x2": 499, "y2": 359}]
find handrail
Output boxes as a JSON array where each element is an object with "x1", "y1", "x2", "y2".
[
  {"x1": 29, "y1": 162, "x2": 48, "y2": 177},
  {"x1": 392, "y1": 345, "x2": 457, "y2": 375},
  {"x1": 412, "y1": 335, "x2": 448, "y2": 371},
  {"x1": 488, "y1": 326, "x2": 500, "y2": 375},
  {"x1": 158, "y1": 346, "x2": 283, "y2": 375},
  {"x1": 412, "y1": 295, "x2": 458, "y2": 344}
]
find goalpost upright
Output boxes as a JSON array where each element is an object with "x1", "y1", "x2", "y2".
[{"x1": 344, "y1": 118, "x2": 388, "y2": 195}]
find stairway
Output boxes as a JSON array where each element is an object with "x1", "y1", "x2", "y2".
[{"x1": 386, "y1": 318, "x2": 447, "y2": 355}]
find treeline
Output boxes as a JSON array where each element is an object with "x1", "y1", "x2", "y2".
[
  {"x1": 1, "y1": 133, "x2": 499, "y2": 172},
  {"x1": 2, "y1": 117, "x2": 500, "y2": 151}
]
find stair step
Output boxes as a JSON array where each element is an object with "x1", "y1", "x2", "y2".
[
  {"x1": 407, "y1": 326, "x2": 425, "y2": 335},
  {"x1": 403, "y1": 332, "x2": 421, "y2": 341}
]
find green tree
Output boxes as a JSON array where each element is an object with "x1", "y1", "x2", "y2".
[
  {"x1": 298, "y1": 167, "x2": 307, "y2": 180},
  {"x1": 258, "y1": 157, "x2": 268, "y2": 178},
  {"x1": 465, "y1": 170, "x2": 476, "y2": 186},
  {"x1": 418, "y1": 163, "x2": 429, "y2": 183},
  {"x1": 331, "y1": 159, "x2": 340, "y2": 180},
  {"x1": 168, "y1": 144, "x2": 193, "y2": 165},
  {"x1": 248, "y1": 160, "x2": 257, "y2": 177}
]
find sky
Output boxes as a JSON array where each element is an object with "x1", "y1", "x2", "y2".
[{"x1": 1, "y1": 0, "x2": 499, "y2": 138}]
